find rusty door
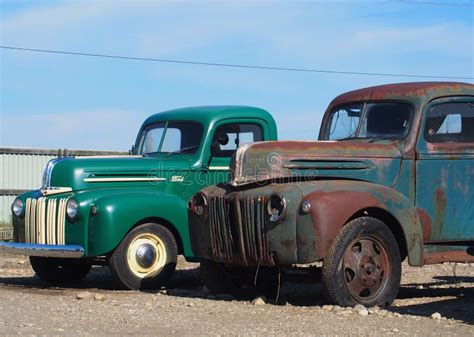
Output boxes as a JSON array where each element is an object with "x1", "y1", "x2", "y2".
[{"x1": 415, "y1": 97, "x2": 474, "y2": 242}]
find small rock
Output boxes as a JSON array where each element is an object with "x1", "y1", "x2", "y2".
[
  {"x1": 392, "y1": 328, "x2": 399, "y2": 333},
  {"x1": 252, "y1": 296, "x2": 267, "y2": 305},
  {"x1": 358, "y1": 309, "x2": 369, "y2": 316},
  {"x1": 76, "y1": 291, "x2": 93, "y2": 300},
  {"x1": 354, "y1": 304, "x2": 366, "y2": 311},
  {"x1": 187, "y1": 302, "x2": 194, "y2": 307},
  {"x1": 431, "y1": 312, "x2": 442, "y2": 320},
  {"x1": 339, "y1": 310, "x2": 353, "y2": 315},
  {"x1": 322, "y1": 305, "x2": 334, "y2": 311},
  {"x1": 17, "y1": 260, "x2": 26, "y2": 265},
  {"x1": 94, "y1": 294, "x2": 106, "y2": 301},
  {"x1": 159, "y1": 289, "x2": 168, "y2": 295},
  {"x1": 394, "y1": 313, "x2": 403, "y2": 318}
]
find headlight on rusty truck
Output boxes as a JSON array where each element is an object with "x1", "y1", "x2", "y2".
[
  {"x1": 11, "y1": 198, "x2": 24, "y2": 217},
  {"x1": 66, "y1": 199, "x2": 78, "y2": 220},
  {"x1": 189, "y1": 192, "x2": 208, "y2": 217},
  {"x1": 267, "y1": 194, "x2": 287, "y2": 222}
]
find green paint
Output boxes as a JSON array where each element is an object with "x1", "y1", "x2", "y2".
[{"x1": 11, "y1": 106, "x2": 277, "y2": 260}]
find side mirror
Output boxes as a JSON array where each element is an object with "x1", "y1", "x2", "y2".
[
  {"x1": 217, "y1": 133, "x2": 229, "y2": 146},
  {"x1": 129, "y1": 145, "x2": 136, "y2": 155}
]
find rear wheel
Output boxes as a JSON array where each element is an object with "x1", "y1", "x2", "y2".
[
  {"x1": 30, "y1": 256, "x2": 91, "y2": 284},
  {"x1": 321, "y1": 217, "x2": 401, "y2": 307},
  {"x1": 200, "y1": 259, "x2": 278, "y2": 299},
  {"x1": 109, "y1": 223, "x2": 178, "y2": 290}
]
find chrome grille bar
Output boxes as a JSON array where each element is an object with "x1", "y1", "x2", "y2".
[{"x1": 24, "y1": 197, "x2": 67, "y2": 245}]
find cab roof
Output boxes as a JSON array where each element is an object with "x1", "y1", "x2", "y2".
[
  {"x1": 329, "y1": 82, "x2": 474, "y2": 109},
  {"x1": 142, "y1": 105, "x2": 274, "y2": 127}
]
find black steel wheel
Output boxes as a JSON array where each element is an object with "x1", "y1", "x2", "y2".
[
  {"x1": 30, "y1": 256, "x2": 91, "y2": 284},
  {"x1": 109, "y1": 223, "x2": 178, "y2": 290},
  {"x1": 321, "y1": 217, "x2": 401, "y2": 307}
]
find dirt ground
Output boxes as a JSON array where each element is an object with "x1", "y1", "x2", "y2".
[{"x1": 0, "y1": 255, "x2": 472, "y2": 336}]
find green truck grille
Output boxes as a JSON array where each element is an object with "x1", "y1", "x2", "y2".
[{"x1": 24, "y1": 197, "x2": 67, "y2": 245}]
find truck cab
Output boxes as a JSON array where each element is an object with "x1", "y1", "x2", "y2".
[
  {"x1": 189, "y1": 82, "x2": 474, "y2": 307},
  {"x1": 2, "y1": 106, "x2": 277, "y2": 290}
]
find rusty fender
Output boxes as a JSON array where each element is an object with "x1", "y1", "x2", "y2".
[{"x1": 299, "y1": 180, "x2": 424, "y2": 267}]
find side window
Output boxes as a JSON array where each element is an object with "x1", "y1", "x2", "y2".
[
  {"x1": 425, "y1": 102, "x2": 474, "y2": 143},
  {"x1": 211, "y1": 123, "x2": 263, "y2": 157}
]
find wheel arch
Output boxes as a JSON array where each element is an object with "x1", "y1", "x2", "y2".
[
  {"x1": 348, "y1": 207, "x2": 408, "y2": 262},
  {"x1": 87, "y1": 191, "x2": 190, "y2": 257},
  {"x1": 131, "y1": 216, "x2": 184, "y2": 255},
  {"x1": 301, "y1": 180, "x2": 424, "y2": 266}
]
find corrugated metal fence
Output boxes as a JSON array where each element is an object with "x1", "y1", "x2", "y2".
[{"x1": 0, "y1": 147, "x2": 127, "y2": 227}]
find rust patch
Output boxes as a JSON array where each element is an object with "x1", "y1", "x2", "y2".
[
  {"x1": 415, "y1": 208, "x2": 432, "y2": 242},
  {"x1": 424, "y1": 250, "x2": 474, "y2": 264},
  {"x1": 328, "y1": 82, "x2": 473, "y2": 110},
  {"x1": 434, "y1": 188, "x2": 447, "y2": 227},
  {"x1": 305, "y1": 190, "x2": 384, "y2": 259}
]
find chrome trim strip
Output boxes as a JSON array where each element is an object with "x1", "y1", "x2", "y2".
[
  {"x1": 83, "y1": 177, "x2": 166, "y2": 183},
  {"x1": 0, "y1": 242, "x2": 84, "y2": 258},
  {"x1": 30, "y1": 198, "x2": 37, "y2": 244},
  {"x1": 41, "y1": 187, "x2": 73, "y2": 196},
  {"x1": 58, "y1": 199, "x2": 67, "y2": 245},
  {"x1": 76, "y1": 155, "x2": 142, "y2": 159},
  {"x1": 25, "y1": 198, "x2": 31, "y2": 243},
  {"x1": 208, "y1": 166, "x2": 230, "y2": 171}
]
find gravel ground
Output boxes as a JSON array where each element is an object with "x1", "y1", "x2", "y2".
[{"x1": 0, "y1": 255, "x2": 472, "y2": 336}]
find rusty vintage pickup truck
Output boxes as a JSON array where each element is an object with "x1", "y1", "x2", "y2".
[{"x1": 188, "y1": 82, "x2": 474, "y2": 307}]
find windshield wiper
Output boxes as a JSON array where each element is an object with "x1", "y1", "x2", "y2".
[
  {"x1": 367, "y1": 136, "x2": 400, "y2": 143},
  {"x1": 336, "y1": 136, "x2": 369, "y2": 141},
  {"x1": 166, "y1": 145, "x2": 199, "y2": 156},
  {"x1": 142, "y1": 151, "x2": 159, "y2": 157}
]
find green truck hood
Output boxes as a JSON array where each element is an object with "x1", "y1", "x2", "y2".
[
  {"x1": 46, "y1": 155, "x2": 194, "y2": 191},
  {"x1": 230, "y1": 140, "x2": 403, "y2": 187}
]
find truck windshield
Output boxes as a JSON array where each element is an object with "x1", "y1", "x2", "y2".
[
  {"x1": 323, "y1": 102, "x2": 414, "y2": 141},
  {"x1": 138, "y1": 121, "x2": 203, "y2": 155}
]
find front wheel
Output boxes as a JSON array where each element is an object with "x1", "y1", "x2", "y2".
[
  {"x1": 30, "y1": 256, "x2": 91, "y2": 284},
  {"x1": 321, "y1": 217, "x2": 401, "y2": 307},
  {"x1": 109, "y1": 223, "x2": 178, "y2": 290}
]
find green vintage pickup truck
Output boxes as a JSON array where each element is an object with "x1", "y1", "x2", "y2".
[{"x1": 1, "y1": 106, "x2": 277, "y2": 289}]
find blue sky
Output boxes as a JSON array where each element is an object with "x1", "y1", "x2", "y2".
[{"x1": 0, "y1": 0, "x2": 472, "y2": 150}]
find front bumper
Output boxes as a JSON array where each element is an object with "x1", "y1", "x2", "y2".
[{"x1": 0, "y1": 242, "x2": 84, "y2": 258}]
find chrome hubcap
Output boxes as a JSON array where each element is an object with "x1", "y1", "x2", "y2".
[{"x1": 135, "y1": 243, "x2": 157, "y2": 268}]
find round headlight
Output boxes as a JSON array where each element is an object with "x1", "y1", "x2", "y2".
[
  {"x1": 267, "y1": 194, "x2": 287, "y2": 222},
  {"x1": 66, "y1": 199, "x2": 78, "y2": 219},
  {"x1": 190, "y1": 192, "x2": 208, "y2": 217},
  {"x1": 12, "y1": 198, "x2": 24, "y2": 217}
]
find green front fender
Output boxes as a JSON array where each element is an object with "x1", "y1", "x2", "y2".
[{"x1": 87, "y1": 191, "x2": 191, "y2": 258}]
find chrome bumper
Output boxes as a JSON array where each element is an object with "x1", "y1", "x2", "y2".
[{"x1": 0, "y1": 242, "x2": 84, "y2": 258}]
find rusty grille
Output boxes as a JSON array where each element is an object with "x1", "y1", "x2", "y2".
[
  {"x1": 24, "y1": 197, "x2": 67, "y2": 245},
  {"x1": 209, "y1": 195, "x2": 273, "y2": 265}
]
